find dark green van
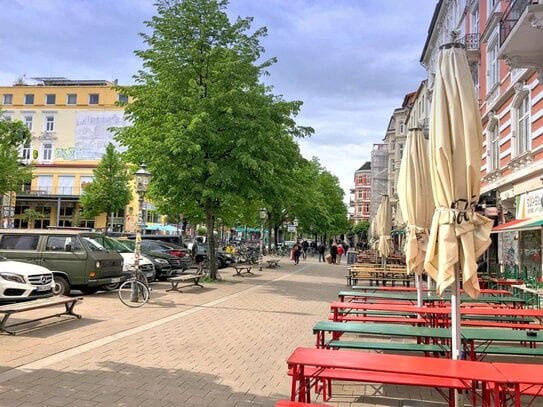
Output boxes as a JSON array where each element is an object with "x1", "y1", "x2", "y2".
[{"x1": 0, "y1": 230, "x2": 124, "y2": 295}]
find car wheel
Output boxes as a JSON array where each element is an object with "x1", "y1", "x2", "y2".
[
  {"x1": 53, "y1": 276, "x2": 70, "y2": 296},
  {"x1": 80, "y1": 287, "x2": 99, "y2": 295},
  {"x1": 101, "y1": 282, "x2": 120, "y2": 291}
]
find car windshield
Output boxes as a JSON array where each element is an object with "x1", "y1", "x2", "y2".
[
  {"x1": 102, "y1": 236, "x2": 132, "y2": 252},
  {"x1": 80, "y1": 237, "x2": 106, "y2": 252},
  {"x1": 119, "y1": 240, "x2": 135, "y2": 250}
]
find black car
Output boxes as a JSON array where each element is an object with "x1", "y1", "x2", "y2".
[
  {"x1": 191, "y1": 242, "x2": 234, "y2": 269},
  {"x1": 118, "y1": 239, "x2": 185, "y2": 280},
  {"x1": 139, "y1": 240, "x2": 192, "y2": 271}
]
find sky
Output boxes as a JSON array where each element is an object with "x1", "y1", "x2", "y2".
[{"x1": 0, "y1": 0, "x2": 438, "y2": 204}]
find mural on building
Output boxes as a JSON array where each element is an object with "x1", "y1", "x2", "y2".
[{"x1": 75, "y1": 112, "x2": 128, "y2": 159}]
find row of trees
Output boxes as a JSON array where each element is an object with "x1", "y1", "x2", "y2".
[{"x1": 0, "y1": 0, "x2": 350, "y2": 279}]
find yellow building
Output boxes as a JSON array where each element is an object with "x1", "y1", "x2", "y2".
[{"x1": 0, "y1": 77, "x2": 139, "y2": 231}]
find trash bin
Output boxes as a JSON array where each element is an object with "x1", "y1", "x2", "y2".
[{"x1": 347, "y1": 251, "x2": 357, "y2": 265}]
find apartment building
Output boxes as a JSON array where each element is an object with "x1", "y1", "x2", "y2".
[
  {"x1": 0, "y1": 77, "x2": 134, "y2": 230},
  {"x1": 420, "y1": 0, "x2": 543, "y2": 279},
  {"x1": 349, "y1": 161, "x2": 372, "y2": 223}
]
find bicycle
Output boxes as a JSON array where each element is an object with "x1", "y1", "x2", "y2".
[{"x1": 118, "y1": 264, "x2": 150, "y2": 308}]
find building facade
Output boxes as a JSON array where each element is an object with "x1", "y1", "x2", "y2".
[
  {"x1": 370, "y1": 143, "x2": 388, "y2": 219},
  {"x1": 420, "y1": 0, "x2": 543, "y2": 279},
  {"x1": 0, "y1": 77, "x2": 138, "y2": 231},
  {"x1": 350, "y1": 161, "x2": 372, "y2": 223}
]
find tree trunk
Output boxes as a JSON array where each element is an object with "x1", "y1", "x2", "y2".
[{"x1": 205, "y1": 198, "x2": 217, "y2": 280}]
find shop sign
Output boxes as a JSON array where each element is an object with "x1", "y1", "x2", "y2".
[{"x1": 525, "y1": 188, "x2": 543, "y2": 217}]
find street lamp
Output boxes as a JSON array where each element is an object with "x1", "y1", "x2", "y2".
[
  {"x1": 259, "y1": 208, "x2": 267, "y2": 271},
  {"x1": 134, "y1": 162, "x2": 152, "y2": 272},
  {"x1": 293, "y1": 218, "x2": 299, "y2": 241}
]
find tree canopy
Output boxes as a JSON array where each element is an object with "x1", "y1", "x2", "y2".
[
  {"x1": 114, "y1": 0, "x2": 312, "y2": 278},
  {"x1": 80, "y1": 143, "x2": 133, "y2": 229},
  {"x1": 0, "y1": 114, "x2": 32, "y2": 197}
]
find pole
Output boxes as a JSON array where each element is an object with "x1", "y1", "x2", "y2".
[{"x1": 259, "y1": 219, "x2": 264, "y2": 271}]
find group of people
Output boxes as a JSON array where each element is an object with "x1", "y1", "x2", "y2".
[{"x1": 291, "y1": 239, "x2": 349, "y2": 265}]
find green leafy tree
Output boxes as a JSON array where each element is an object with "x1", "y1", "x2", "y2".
[
  {"x1": 0, "y1": 114, "x2": 33, "y2": 196},
  {"x1": 80, "y1": 143, "x2": 133, "y2": 231},
  {"x1": 114, "y1": 0, "x2": 312, "y2": 279}
]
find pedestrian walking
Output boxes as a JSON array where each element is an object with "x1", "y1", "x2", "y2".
[
  {"x1": 318, "y1": 242, "x2": 326, "y2": 262},
  {"x1": 292, "y1": 241, "x2": 302, "y2": 265},
  {"x1": 301, "y1": 240, "x2": 309, "y2": 260},
  {"x1": 337, "y1": 243, "x2": 345, "y2": 264},
  {"x1": 330, "y1": 242, "x2": 338, "y2": 264}
]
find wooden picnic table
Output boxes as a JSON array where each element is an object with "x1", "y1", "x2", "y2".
[
  {"x1": 338, "y1": 290, "x2": 527, "y2": 308},
  {"x1": 287, "y1": 347, "x2": 504, "y2": 405},
  {"x1": 352, "y1": 285, "x2": 512, "y2": 296}
]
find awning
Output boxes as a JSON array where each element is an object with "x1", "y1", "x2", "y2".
[{"x1": 492, "y1": 215, "x2": 543, "y2": 233}]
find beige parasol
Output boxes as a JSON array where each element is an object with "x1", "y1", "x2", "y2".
[
  {"x1": 398, "y1": 129, "x2": 434, "y2": 305},
  {"x1": 424, "y1": 43, "x2": 493, "y2": 363},
  {"x1": 375, "y1": 195, "x2": 393, "y2": 260},
  {"x1": 398, "y1": 129, "x2": 434, "y2": 275}
]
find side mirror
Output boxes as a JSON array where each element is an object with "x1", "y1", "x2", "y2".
[{"x1": 65, "y1": 244, "x2": 72, "y2": 252}]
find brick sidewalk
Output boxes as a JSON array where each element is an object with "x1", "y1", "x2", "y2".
[{"x1": 0, "y1": 258, "x2": 452, "y2": 406}]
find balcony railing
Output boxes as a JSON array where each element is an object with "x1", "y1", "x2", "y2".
[
  {"x1": 21, "y1": 186, "x2": 83, "y2": 196},
  {"x1": 500, "y1": 0, "x2": 532, "y2": 46},
  {"x1": 462, "y1": 33, "x2": 480, "y2": 51}
]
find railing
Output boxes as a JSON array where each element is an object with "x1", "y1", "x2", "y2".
[
  {"x1": 21, "y1": 186, "x2": 82, "y2": 196},
  {"x1": 462, "y1": 33, "x2": 480, "y2": 51},
  {"x1": 500, "y1": 0, "x2": 531, "y2": 46}
]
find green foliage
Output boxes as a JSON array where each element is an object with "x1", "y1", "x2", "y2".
[
  {"x1": 0, "y1": 114, "x2": 33, "y2": 196},
  {"x1": 80, "y1": 143, "x2": 133, "y2": 223},
  {"x1": 352, "y1": 220, "x2": 370, "y2": 235},
  {"x1": 22, "y1": 208, "x2": 44, "y2": 225},
  {"x1": 113, "y1": 0, "x2": 312, "y2": 279}
]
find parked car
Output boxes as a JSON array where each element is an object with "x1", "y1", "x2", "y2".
[
  {"x1": 0, "y1": 257, "x2": 55, "y2": 303},
  {"x1": 89, "y1": 235, "x2": 156, "y2": 284},
  {"x1": 0, "y1": 230, "x2": 124, "y2": 296},
  {"x1": 118, "y1": 239, "x2": 184, "y2": 280},
  {"x1": 139, "y1": 240, "x2": 192, "y2": 270},
  {"x1": 192, "y1": 242, "x2": 234, "y2": 269}
]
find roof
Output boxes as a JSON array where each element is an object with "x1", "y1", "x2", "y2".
[
  {"x1": 491, "y1": 216, "x2": 543, "y2": 233},
  {"x1": 357, "y1": 162, "x2": 371, "y2": 171}
]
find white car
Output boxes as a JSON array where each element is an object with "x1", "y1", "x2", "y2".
[{"x1": 0, "y1": 257, "x2": 55, "y2": 303}]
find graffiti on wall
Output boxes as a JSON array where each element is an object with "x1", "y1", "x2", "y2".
[
  {"x1": 74, "y1": 112, "x2": 128, "y2": 159},
  {"x1": 499, "y1": 231, "x2": 517, "y2": 268},
  {"x1": 55, "y1": 147, "x2": 77, "y2": 160}
]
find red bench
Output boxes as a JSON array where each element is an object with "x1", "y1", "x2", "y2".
[{"x1": 275, "y1": 400, "x2": 329, "y2": 407}]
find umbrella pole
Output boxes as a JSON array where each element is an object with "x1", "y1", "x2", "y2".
[
  {"x1": 415, "y1": 273, "x2": 423, "y2": 307},
  {"x1": 452, "y1": 264, "x2": 463, "y2": 407}
]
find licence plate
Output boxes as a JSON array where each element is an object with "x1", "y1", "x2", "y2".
[
  {"x1": 110, "y1": 277, "x2": 121, "y2": 283},
  {"x1": 36, "y1": 285, "x2": 50, "y2": 291}
]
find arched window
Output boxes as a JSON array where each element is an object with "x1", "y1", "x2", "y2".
[{"x1": 487, "y1": 117, "x2": 499, "y2": 172}]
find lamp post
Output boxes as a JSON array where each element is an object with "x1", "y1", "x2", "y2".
[
  {"x1": 134, "y1": 163, "x2": 152, "y2": 273},
  {"x1": 259, "y1": 208, "x2": 267, "y2": 271}
]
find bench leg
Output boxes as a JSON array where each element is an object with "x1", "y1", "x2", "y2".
[
  {"x1": 64, "y1": 301, "x2": 82, "y2": 319},
  {"x1": 193, "y1": 278, "x2": 204, "y2": 288},
  {"x1": 0, "y1": 313, "x2": 15, "y2": 335},
  {"x1": 166, "y1": 281, "x2": 181, "y2": 292}
]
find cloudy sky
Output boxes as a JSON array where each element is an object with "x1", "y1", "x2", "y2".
[{"x1": 0, "y1": 0, "x2": 437, "y2": 204}]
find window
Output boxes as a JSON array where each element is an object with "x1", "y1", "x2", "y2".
[
  {"x1": 24, "y1": 94, "x2": 34, "y2": 104},
  {"x1": 66, "y1": 94, "x2": 77, "y2": 105},
  {"x1": 487, "y1": 123, "x2": 499, "y2": 172},
  {"x1": 2, "y1": 94, "x2": 13, "y2": 105},
  {"x1": 42, "y1": 143, "x2": 53, "y2": 161},
  {"x1": 0, "y1": 234, "x2": 39, "y2": 250},
  {"x1": 45, "y1": 94, "x2": 56, "y2": 105},
  {"x1": 24, "y1": 115, "x2": 33, "y2": 130},
  {"x1": 37, "y1": 175, "x2": 53, "y2": 192},
  {"x1": 45, "y1": 115, "x2": 55, "y2": 132},
  {"x1": 516, "y1": 95, "x2": 530, "y2": 155},
  {"x1": 21, "y1": 142, "x2": 31, "y2": 161},
  {"x1": 118, "y1": 94, "x2": 128, "y2": 104},
  {"x1": 88, "y1": 94, "x2": 99, "y2": 104},
  {"x1": 399, "y1": 143, "x2": 404, "y2": 159},
  {"x1": 2, "y1": 114, "x2": 12, "y2": 121},
  {"x1": 487, "y1": 40, "x2": 499, "y2": 91},
  {"x1": 399, "y1": 121, "x2": 405, "y2": 134},
  {"x1": 58, "y1": 176, "x2": 75, "y2": 195}
]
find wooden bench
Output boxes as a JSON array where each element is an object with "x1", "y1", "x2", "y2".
[
  {"x1": 0, "y1": 295, "x2": 83, "y2": 335},
  {"x1": 346, "y1": 265, "x2": 377, "y2": 286},
  {"x1": 233, "y1": 265, "x2": 254, "y2": 276},
  {"x1": 266, "y1": 259, "x2": 281, "y2": 268},
  {"x1": 166, "y1": 273, "x2": 205, "y2": 292}
]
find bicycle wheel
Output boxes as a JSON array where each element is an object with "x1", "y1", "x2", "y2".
[{"x1": 118, "y1": 279, "x2": 149, "y2": 308}]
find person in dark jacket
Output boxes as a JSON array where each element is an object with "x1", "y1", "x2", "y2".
[
  {"x1": 318, "y1": 242, "x2": 326, "y2": 262},
  {"x1": 330, "y1": 242, "x2": 338, "y2": 264}
]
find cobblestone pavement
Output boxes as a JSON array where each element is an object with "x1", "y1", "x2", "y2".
[{"x1": 0, "y1": 255, "x2": 520, "y2": 407}]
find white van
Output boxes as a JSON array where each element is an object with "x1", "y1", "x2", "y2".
[{"x1": 0, "y1": 257, "x2": 55, "y2": 303}]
